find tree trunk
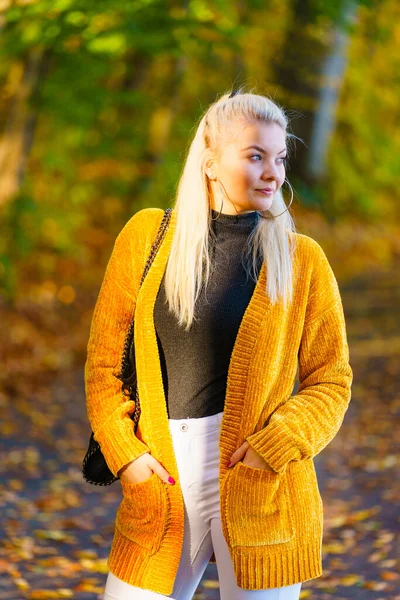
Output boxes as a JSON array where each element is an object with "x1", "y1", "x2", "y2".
[
  {"x1": 271, "y1": 0, "x2": 354, "y2": 185},
  {"x1": 0, "y1": 48, "x2": 49, "y2": 205},
  {"x1": 307, "y1": 2, "x2": 358, "y2": 179}
]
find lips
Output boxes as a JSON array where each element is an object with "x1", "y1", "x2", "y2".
[{"x1": 256, "y1": 188, "x2": 275, "y2": 195}]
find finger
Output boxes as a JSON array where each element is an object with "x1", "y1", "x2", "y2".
[
  {"x1": 148, "y1": 456, "x2": 175, "y2": 485},
  {"x1": 227, "y1": 442, "x2": 249, "y2": 467}
]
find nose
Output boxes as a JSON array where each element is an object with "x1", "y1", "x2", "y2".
[{"x1": 261, "y1": 161, "x2": 280, "y2": 181}]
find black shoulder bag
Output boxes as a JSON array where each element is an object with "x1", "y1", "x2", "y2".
[{"x1": 82, "y1": 207, "x2": 173, "y2": 486}]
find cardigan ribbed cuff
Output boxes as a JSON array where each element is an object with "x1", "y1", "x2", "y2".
[
  {"x1": 94, "y1": 402, "x2": 151, "y2": 478},
  {"x1": 245, "y1": 412, "x2": 302, "y2": 475}
]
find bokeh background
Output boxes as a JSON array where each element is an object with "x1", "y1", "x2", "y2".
[{"x1": 1, "y1": 1, "x2": 399, "y2": 599}]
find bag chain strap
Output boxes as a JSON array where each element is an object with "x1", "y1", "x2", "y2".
[{"x1": 119, "y1": 208, "x2": 173, "y2": 430}]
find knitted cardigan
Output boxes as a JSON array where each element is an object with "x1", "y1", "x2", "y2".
[{"x1": 84, "y1": 207, "x2": 353, "y2": 594}]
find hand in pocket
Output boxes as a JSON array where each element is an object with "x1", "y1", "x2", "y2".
[
  {"x1": 227, "y1": 441, "x2": 275, "y2": 472},
  {"x1": 118, "y1": 452, "x2": 175, "y2": 485}
]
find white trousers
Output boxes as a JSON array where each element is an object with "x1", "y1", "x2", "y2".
[{"x1": 103, "y1": 411, "x2": 302, "y2": 600}]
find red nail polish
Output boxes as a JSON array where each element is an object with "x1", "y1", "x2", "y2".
[
  {"x1": 168, "y1": 476, "x2": 175, "y2": 484},
  {"x1": 226, "y1": 461, "x2": 231, "y2": 467}
]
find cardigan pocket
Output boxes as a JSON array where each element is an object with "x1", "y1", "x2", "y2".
[
  {"x1": 115, "y1": 472, "x2": 168, "y2": 555},
  {"x1": 224, "y1": 461, "x2": 295, "y2": 547}
]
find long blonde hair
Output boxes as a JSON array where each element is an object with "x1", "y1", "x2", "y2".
[{"x1": 164, "y1": 88, "x2": 298, "y2": 331}]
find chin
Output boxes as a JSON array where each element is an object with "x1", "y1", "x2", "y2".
[
  {"x1": 254, "y1": 201, "x2": 274, "y2": 213},
  {"x1": 248, "y1": 195, "x2": 274, "y2": 213}
]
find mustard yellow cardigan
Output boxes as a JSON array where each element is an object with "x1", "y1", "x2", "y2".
[{"x1": 84, "y1": 207, "x2": 353, "y2": 594}]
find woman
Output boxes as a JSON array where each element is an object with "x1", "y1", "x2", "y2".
[{"x1": 84, "y1": 89, "x2": 353, "y2": 600}]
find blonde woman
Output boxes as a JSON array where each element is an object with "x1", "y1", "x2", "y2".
[{"x1": 84, "y1": 88, "x2": 353, "y2": 600}]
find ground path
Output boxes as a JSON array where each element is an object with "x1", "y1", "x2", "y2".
[{"x1": 1, "y1": 264, "x2": 399, "y2": 599}]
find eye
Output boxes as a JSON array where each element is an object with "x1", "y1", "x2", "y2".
[{"x1": 249, "y1": 154, "x2": 288, "y2": 165}]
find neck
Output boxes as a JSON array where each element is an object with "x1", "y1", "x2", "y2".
[{"x1": 210, "y1": 208, "x2": 260, "y2": 230}]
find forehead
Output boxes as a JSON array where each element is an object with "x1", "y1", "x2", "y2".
[{"x1": 223, "y1": 119, "x2": 286, "y2": 152}]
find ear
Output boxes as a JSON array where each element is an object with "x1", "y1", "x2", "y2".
[
  {"x1": 204, "y1": 151, "x2": 217, "y2": 180},
  {"x1": 205, "y1": 156, "x2": 214, "y2": 170}
]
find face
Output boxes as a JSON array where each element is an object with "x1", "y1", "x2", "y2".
[{"x1": 207, "y1": 119, "x2": 287, "y2": 215}]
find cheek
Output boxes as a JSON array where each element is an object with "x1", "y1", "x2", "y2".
[
  {"x1": 220, "y1": 159, "x2": 260, "y2": 192},
  {"x1": 240, "y1": 162, "x2": 259, "y2": 185},
  {"x1": 225, "y1": 163, "x2": 252, "y2": 187}
]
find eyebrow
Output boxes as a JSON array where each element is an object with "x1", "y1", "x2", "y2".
[{"x1": 241, "y1": 145, "x2": 287, "y2": 154}]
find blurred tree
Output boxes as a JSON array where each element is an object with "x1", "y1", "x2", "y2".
[
  {"x1": 0, "y1": 0, "x2": 397, "y2": 305},
  {"x1": 326, "y1": 0, "x2": 400, "y2": 219},
  {"x1": 270, "y1": 0, "x2": 375, "y2": 207},
  {"x1": 306, "y1": 2, "x2": 358, "y2": 181}
]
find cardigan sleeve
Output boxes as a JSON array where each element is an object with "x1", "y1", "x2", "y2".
[
  {"x1": 245, "y1": 240, "x2": 353, "y2": 475},
  {"x1": 84, "y1": 211, "x2": 152, "y2": 478}
]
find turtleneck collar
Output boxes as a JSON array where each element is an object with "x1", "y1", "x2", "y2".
[{"x1": 210, "y1": 208, "x2": 260, "y2": 231}]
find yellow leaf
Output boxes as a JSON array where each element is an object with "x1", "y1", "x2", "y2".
[
  {"x1": 15, "y1": 577, "x2": 30, "y2": 590},
  {"x1": 323, "y1": 542, "x2": 347, "y2": 553},
  {"x1": 202, "y1": 579, "x2": 220, "y2": 588},
  {"x1": 340, "y1": 574, "x2": 363, "y2": 586},
  {"x1": 29, "y1": 591, "x2": 73, "y2": 599}
]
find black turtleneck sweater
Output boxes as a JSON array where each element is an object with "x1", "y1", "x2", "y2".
[{"x1": 153, "y1": 208, "x2": 263, "y2": 419}]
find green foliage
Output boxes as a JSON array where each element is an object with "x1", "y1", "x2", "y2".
[
  {"x1": 0, "y1": 0, "x2": 398, "y2": 302},
  {"x1": 325, "y1": 0, "x2": 400, "y2": 218}
]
